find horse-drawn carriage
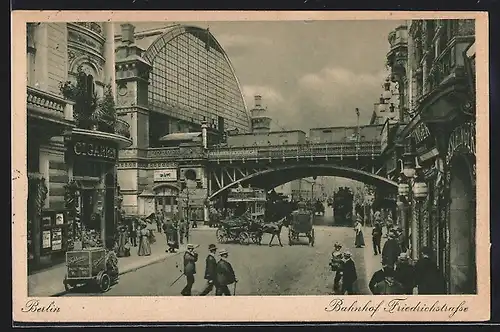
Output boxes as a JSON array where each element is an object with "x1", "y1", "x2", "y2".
[
  {"x1": 288, "y1": 210, "x2": 315, "y2": 246},
  {"x1": 216, "y1": 213, "x2": 264, "y2": 245}
]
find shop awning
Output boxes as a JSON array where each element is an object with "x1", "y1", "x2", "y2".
[{"x1": 159, "y1": 132, "x2": 202, "y2": 142}]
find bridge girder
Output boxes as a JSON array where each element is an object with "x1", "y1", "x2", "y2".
[{"x1": 207, "y1": 163, "x2": 397, "y2": 201}]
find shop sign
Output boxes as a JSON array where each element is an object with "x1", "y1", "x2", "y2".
[
  {"x1": 411, "y1": 122, "x2": 431, "y2": 145},
  {"x1": 72, "y1": 140, "x2": 118, "y2": 162},
  {"x1": 381, "y1": 121, "x2": 390, "y2": 152},
  {"x1": 154, "y1": 169, "x2": 178, "y2": 182}
]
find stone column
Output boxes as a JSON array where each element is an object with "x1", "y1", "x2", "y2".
[
  {"x1": 34, "y1": 24, "x2": 49, "y2": 90},
  {"x1": 103, "y1": 22, "x2": 116, "y2": 98}
]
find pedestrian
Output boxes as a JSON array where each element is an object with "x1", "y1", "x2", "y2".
[
  {"x1": 369, "y1": 257, "x2": 402, "y2": 294},
  {"x1": 414, "y1": 246, "x2": 446, "y2": 294},
  {"x1": 354, "y1": 216, "x2": 365, "y2": 248},
  {"x1": 394, "y1": 252, "x2": 415, "y2": 295},
  {"x1": 382, "y1": 228, "x2": 401, "y2": 267},
  {"x1": 372, "y1": 221, "x2": 383, "y2": 255},
  {"x1": 178, "y1": 219, "x2": 187, "y2": 245},
  {"x1": 181, "y1": 244, "x2": 198, "y2": 296},
  {"x1": 215, "y1": 248, "x2": 237, "y2": 296},
  {"x1": 137, "y1": 221, "x2": 151, "y2": 256},
  {"x1": 155, "y1": 212, "x2": 163, "y2": 233},
  {"x1": 128, "y1": 218, "x2": 137, "y2": 247},
  {"x1": 105, "y1": 237, "x2": 120, "y2": 283},
  {"x1": 199, "y1": 244, "x2": 218, "y2": 296},
  {"x1": 329, "y1": 242, "x2": 344, "y2": 294},
  {"x1": 340, "y1": 251, "x2": 357, "y2": 295}
]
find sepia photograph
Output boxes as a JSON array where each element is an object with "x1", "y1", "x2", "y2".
[{"x1": 13, "y1": 11, "x2": 489, "y2": 322}]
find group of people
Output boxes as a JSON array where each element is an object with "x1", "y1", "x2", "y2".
[
  {"x1": 329, "y1": 242, "x2": 358, "y2": 294},
  {"x1": 162, "y1": 216, "x2": 191, "y2": 253},
  {"x1": 181, "y1": 243, "x2": 238, "y2": 296}
]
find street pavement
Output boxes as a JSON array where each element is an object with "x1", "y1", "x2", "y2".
[{"x1": 62, "y1": 218, "x2": 384, "y2": 296}]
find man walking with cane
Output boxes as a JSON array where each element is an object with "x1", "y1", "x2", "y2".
[
  {"x1": 181, "y1": 244, "x2": 198, "y2": 296},
  {"x1": 215, "y1": 249, "x2": 237, "y2": 296},
  {"x1": 199, "y1": 244, "x2": 218, "y2": 296}
]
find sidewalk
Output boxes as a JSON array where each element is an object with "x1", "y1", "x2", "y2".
[{"x1": 27, "y1": 234, "x2": 199, "y2": 297}]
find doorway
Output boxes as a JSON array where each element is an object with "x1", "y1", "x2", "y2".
[{"x1": 448, "y1": 155, "x2": 476, "y2": 294}]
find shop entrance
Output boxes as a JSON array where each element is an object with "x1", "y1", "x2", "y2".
[
  {"x1": 448, "y1": 155, "x2": 476, "y2": 294},
  {"x1": 153, "y1": 185, "x2": 179, "y2": 219}
]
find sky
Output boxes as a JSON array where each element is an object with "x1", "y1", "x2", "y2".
[{"x1": 120, "y1": 20, "x2": 405, "y2": 133}]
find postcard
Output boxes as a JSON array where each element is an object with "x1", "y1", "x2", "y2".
[{"x1": 12, "y1": 10, "x2": 489, "y2": 323}]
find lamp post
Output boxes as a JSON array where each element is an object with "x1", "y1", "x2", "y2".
[{"x1": 397, "y1": 139, "x2": 429, "y2": 260}]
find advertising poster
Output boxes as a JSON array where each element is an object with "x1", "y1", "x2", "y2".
[
  {"x1": 51, "y1": 228, "x2": 63, "y2": 251},
  {"x1": 42, "y1": 215, "x2": 52, "y2": 228},
  {"x1": 55, "y1": 213, "x2": 64, "y2": 225},
  {"x1": 42, "y1": 230, "x2": 51, "y2": 249}
]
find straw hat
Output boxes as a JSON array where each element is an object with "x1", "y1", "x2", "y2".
[
  {"x1": 219, "y1": 248, "x2": 228, "y2": 256},
  {"x1": 187, "y1": 244, "x2": 195, "y2": 250}
]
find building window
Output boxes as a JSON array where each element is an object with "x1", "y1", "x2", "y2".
[{"x1": 26, "y1": 23, "x2": 37, "y2": 87}]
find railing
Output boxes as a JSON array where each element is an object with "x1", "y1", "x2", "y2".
[
  {"x1": 27, "y1": 86, "x2": 74, "y2": 121},
  {"x1": 147, "y1": 147, "x2": 182, "y2": 159},
  {"x1": 207, "y1": 142, "x2": 382, "y2": 160},
  {"x1": 115, "y1": 118, "x2": 131, "y2": 138}
]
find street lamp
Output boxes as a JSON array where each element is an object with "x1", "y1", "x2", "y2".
[{"x1": 397, "y1": 139, "x2": 428, "y2": 260}]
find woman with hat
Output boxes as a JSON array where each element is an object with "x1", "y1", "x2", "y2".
[
  {"x1": 329, "y1": 242, "x2": 344, "y2": 294},
  {"x1": 353, "y1": 215, "x2": 365, "y2": 248},
  {"x1": 137, "y1": 220, "x2": 152, "y2": 256}
]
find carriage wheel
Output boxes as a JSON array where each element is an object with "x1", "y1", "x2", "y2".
[
  {"x1": 239, "y1": 232, "x2": 250, "y2": 245},
  {"x1": 216, "y1": 228, "x2": 227, "y2": 243},
  {"x1": 97, "y1": 271, "x2": 111, "y2": 293},
  {"x1": 309, "y1": 228, "x2": 315, "y2": 247}
]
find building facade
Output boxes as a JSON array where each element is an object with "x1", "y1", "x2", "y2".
[
  {"x1": 26, "y1": 22, "x2": 132, "y2": 271},
  {"x1": 115, "y1": 23, "x2": 252, "y2": 221},
  {"x1": 383, "y1": 19, "x2": 476, "y2": 294}
]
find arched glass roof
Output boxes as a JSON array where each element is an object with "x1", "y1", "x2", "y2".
[{"x1": 143, "y1": 25, "x2": 251, "y2": 133}]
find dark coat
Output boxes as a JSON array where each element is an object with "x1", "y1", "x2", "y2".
[
  {"x1": 204, "y1": 254, "x2": 217, "y2": 281},
  {"x1": 372, "y1": 224, "x2": 382, "y2": 239},
  {"x1": 395, "y1": 262, "x2": 415, "y2": 294},
  {"x1": 382, "y1": 238, "x2": 401, "y2": 266},
  {"x1": 414, "y1": 258, "x2": 445, "y2": 294},
  {"x1": 216, "y1": 259, "x2": 236, "y2": 286},
  {"x1": 342, "y1": 259, "x2": 357, "y2": 285},
  {"x1": 183, "y1": 251, "x2": 198, "y2": 276},
  {"x1": 369, "y1": 267, "x2": 396, "y2": 294}
]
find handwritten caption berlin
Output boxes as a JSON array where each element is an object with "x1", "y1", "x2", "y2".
[{"x1": 325, "y1": 298, "x2": 469, "y2": 318}]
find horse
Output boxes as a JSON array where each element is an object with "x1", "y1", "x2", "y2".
[{"x1": 258, "y1": 216, "x2": 289, "y2": 247}]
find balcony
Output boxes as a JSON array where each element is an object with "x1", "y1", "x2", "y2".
[
  {"x1": 417, "y1": 35, "x2": 475, "y2": 123},
  {"x1": 115, "y1": 118, "x2": 131, "y2": 139},
  {"x1": 27, "y1": 86, "x2": 75, "y2": 126}
]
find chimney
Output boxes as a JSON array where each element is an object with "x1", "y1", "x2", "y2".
[
  {"x1": 254, "y1": 95, "x2": 262, "y2": 108},
  {"x1": 121, "y1": 23, "x2": 135, "y2": 45}
]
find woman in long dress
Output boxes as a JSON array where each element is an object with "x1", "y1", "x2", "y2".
[
  {"x1": 354, "y1": 216, "x2": 365, "y2": 248},
  {"x1": 138, "y1": 222, "x2": 152, "y2": 256}
]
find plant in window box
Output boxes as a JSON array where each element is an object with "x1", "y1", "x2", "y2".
[{"x1": 92, "y1": 84, "x2": 117, "y2": 134}]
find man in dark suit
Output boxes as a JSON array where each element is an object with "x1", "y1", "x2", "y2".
[
  {"x1": 215, "y1": 249, "x2": 237, "y2": 296},
  {"x1": 341, "y1": 251, "x2": 357, "y2": 295},
  {"x1": 181, "y1": 244, "x2": 198, "y2": 296},
  {"x1": 414, "y1": 246, "x2": 446, "y2": 294},
  {"x1": 382, "y1": 229, "x2": 402, "y2": 267},
  {"x1": 128, "y1": 218, "x2": 137, "y2": 247},
  {"x1": 199, "y1": 244, "x2": 218, "y2": 296},
  {"x1": 369, "y1": 258, "x2": 400, "y2": 294},
  {"x1": 372, "y1": 222, "x2": 383, "y2": 255}
]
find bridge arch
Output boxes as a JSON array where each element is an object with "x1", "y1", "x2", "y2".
[{"x1": 208, "y1": 164, "x2": 397, "y2": 201}]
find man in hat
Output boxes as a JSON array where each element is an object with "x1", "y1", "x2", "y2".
[
  {"x1": 369, "y1": 257, "x2": 404, "y2": 295},
  {"x1": 340, "y1": 251, "x2": 357, "y2": 295},
  {"x1": 372, "y1": 220, "x2": 383, "y2": 256},
  {"x1": 414, "y1": 246, "x2": 445, "y2": 294},
  {"x1": 215, "y1": 249, "x2": 237, "y2": 296},
  {"x1": 394, "y1": 252, "x2": 415, "y2": 294},
  {"x1": 382, "y1": 228, "x2": 401, "y2": 267},
  {"x1": 199, "y1": 244, "x2": 218, "y2": 296},
  {"x1": 181, "y1": 244, "x2": 198, "y2": 296}
]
